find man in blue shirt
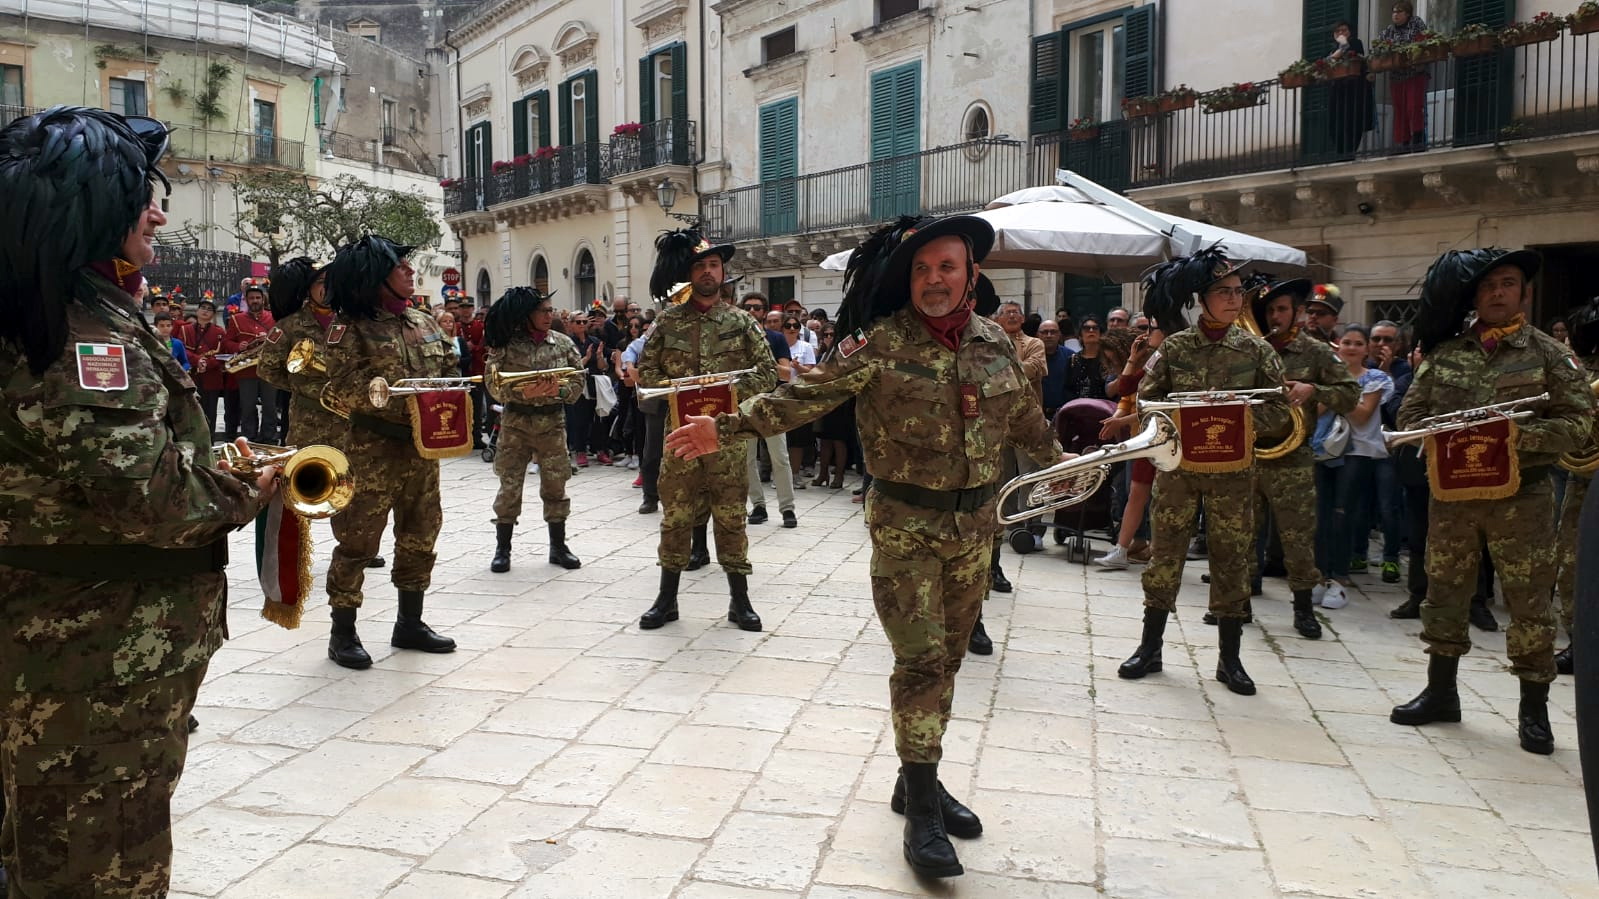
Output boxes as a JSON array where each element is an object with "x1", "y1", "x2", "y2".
[
  {"x1": 1039, "y1": 317, "x2": 1075, "y2": 419},
  {"x1": 747, "y1": 295, "x2": 796, "y2": 527}
]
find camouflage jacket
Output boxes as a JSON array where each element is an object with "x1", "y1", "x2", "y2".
[
  {"x1": 257, "y1": 304, "x2": 344, "y2": 447},
  {"x1": 636, "y1": 299, "x2": 777, "y2": 398},
  {"x1": 1140, "y1": 324, "x2": 1292, "y2": 444},
  {"x1": 717, "y1": 306, "x2": 1061, "y2": 488},
  {"x1": 1398, "y1": 326, "x2": 1593, "y2": 468},
  {"x1": 0, "y1": 272, "x2": 262, "y2": 691},
  {"x1": 486, "y1": 331, "x2": 583, "y2": 408},
  {"x1": 323, "y1": 305, "x2": 459, "y2": 430},
  {"x1": 1265, "y1": 328, "x2": 1360, "y2": 465}
]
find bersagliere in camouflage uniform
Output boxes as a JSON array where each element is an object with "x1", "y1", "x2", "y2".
[
  {"x1": 1553, "y1": 297, "x2": 1599, "y2": 675},
  {"x1": 1247, "y1": 277, "x2": 1358, "y2": 639},
  {"x1": 320, "y1": 236, "x2": 459, "y2": 669},
  {"x1": 665, "y1": 215, "x2": 1061, "y2": 879},
  {"x1": 484, "y1": 286, "x2": 583, "y2": 573},
  {"x1": 1118, "y1": 248, "x2": 1291, "y2": 697},
  {"x1": 0, "y1": 107, "x2": 268, "y2": 897},
  {"x1": 1390, "y1": 248, "x2": 1595, "y2": 755},
  {"x1": 258, "y1": 256, "x2": 344, "y2": 449},
  {"x1": 636, "y1": 230, "x2": 777, "y2": 633}
]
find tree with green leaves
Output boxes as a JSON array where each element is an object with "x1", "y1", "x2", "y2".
[{"x1": 214, "y1": 170, "x2": 441, "y2": 268}]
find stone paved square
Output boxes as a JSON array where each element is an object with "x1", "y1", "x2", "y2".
[{"x1": 171, "y1": 456, "x2": 1597, "y2": 897}]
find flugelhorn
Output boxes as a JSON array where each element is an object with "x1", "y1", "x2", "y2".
[
  {"x1": 996, "y1": 413, "x2": 1181, "y2": 525},
  {"x1": 1383, "y1": 393, "x2": 1549, "y2": 450},
  {"x1": 286, "y1": 338, "x2": 326, "y2": 374},
  {"x1": 636, "y1": 368, "x2": 759, "y2": 401},
  {"x1": 1558, "y1": 377, "x2": 1599, "y2": 474},
  {"x1": 214, "y1": 442, "x2": 354, "y2": 519}
]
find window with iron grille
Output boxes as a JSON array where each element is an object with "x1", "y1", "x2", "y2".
[
  {"x1": 1368, "y1": 298, "x2": 1420, "y2": 326},
  {"x1": 1, "y1": 64, "x2": 24, "y2": 108},
  {"x1": 762, "y1": 27, "x2": 796, "y2": 63}
]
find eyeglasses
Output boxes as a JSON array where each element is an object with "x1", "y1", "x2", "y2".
[
  {"x1": 1133, "y1": 324, "x2": 1150, "y2": 332},
  {"x1": 1080, "y1": 325, "x2": 1100, "y2": 333},
  {"x1": 1370, "y1": 335, "x2": 1397, "y2": 343},
  {"x1": 1206, "y1": 286, "x2": 1248, "y2": 299},
  {"x1": 783, "y1": 324, "x2": 800, "y2": 330}
]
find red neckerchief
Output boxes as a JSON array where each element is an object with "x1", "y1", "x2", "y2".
[
  {"x1": 1474, "y1": 313, "x2": 1524, "y2": 354},
  {"x1": 1197, "y1": 313, "x2": 1230, "y2": 342},
  {"x1": 914, "y1": 303, "x2": 972, "y2": 352},
  {"x1": 688, "y1": 296, "x2": 717, "y2": 313},
  {"x1": 382, "y1": 296, "x2": 409, "y2": 316},
  {"x1": 310, "y1": 305, "x2": 334, "y2": 329},
  {"x1": 88, "y1": 258, "x2": 143, "y2": 296},
  {"x1": 1267, "y1": 326, "x2": 1299, "y2": 352},
  {"x1": 528, "y1": 326, "x2": 549, "y2": 343}
]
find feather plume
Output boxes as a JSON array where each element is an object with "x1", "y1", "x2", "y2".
[
  {"x1": 1141, "y1": 244, "x2": 1236, "y2": 334},
  {"x1": 269, "y1": 257, "x2": 319, "y2": 320},
  {"x1": 484, "y1": 286, "x2": 550, "y2": 349},
  {"x1": 833, "y1": 216, "x2": 919, "y2": 338},
  {"x1": 325, "y1": 236, "x2": 409, "y2": 319},
  {"x1": 1416, "y1": 249, "x2": 1497, "y2": 352},
  {"x1": 650, "y1": 229, "x2": 701, "y2": 301}
]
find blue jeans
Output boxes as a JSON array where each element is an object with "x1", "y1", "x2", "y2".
[
  {"x1": 1316, "y1": 455, "x2": 1376, "y2": 580},
  {"x1": 1350, "y1": 456, "x2": 1404, "y2": 563}
]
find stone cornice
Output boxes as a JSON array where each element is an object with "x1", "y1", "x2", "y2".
[
  {"x1": 850, "y1": 8, "x2": 935, "y2": 53},
  {"x1": 742, "y1": 51, "x2": 808, "y2": 96},
  {"x1": 631, "y1": 0, "x2": 690, "y2": 45},
  {"x1": 553, "y1": 20, "x2": 600, "y2": 71}
]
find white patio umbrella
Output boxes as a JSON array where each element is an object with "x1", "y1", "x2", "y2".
[{"x1": 820, "y1": 171, "x2": 1307, "y2": 283}]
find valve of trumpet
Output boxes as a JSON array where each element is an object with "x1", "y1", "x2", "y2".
[{"x1": 367, "y1": 377, "x2": 391, "y2": 408}]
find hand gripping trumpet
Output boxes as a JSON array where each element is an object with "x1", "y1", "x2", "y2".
[
  {"x1": 214, "y1": 442, "x2": 355, "y2": 519},
  {"x1": 996, "y1": 412, "x2": 1182, "y2": 525},
  {"x1": 636, "y1": 368, "x2": 759, "y2": 402},
  {"x1": 1382, "y1": 392, "x2": 1549, "y2": 450}
]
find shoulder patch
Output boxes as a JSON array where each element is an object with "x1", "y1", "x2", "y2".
[
  {"x1": 266, "y1": 326, "x2": 283, "y2": 344},
  {"x1": 839, "y1": 329, "x2": 869, "y2": 358},
  {"x1": 75, "y1": 342, "x2": 129, "y2": 391},
  {"x1": 326, "y1": 323, "x2": 347, "y2": 345}
]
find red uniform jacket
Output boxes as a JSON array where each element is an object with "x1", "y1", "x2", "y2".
[
  {"x1": 184, "y1": 320, "x2": 229, "y2": 391},
  {"x1": 466, "y1": 318, "x2": 488, "y2": 376},
  {"x1": 226, "y1": 309, "x2": 276, "y2": 380}
]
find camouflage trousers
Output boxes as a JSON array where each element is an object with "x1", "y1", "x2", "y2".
[
  {"x1": 866, "y1": 490, "x2": 992, "y2": 764},
  {"x1": 1554, "y1": 474, "x2": 1589, "y2": 638},
  {"x1": 1253, "y1": 458, "x2": 1322, "y2": 591},
  {"x1": 283, "y1": 396, "x2": 344, "y2": 452},
  {"x1": 1422, "y1": 481, "x2": 1557, "y2": 683},
  {"x1": 327, "y1": 429, "x2": 442, "y2": 608},
  {"x1": 659, "y1": 440, "x2": 751, "y2": 574},
  {"x1": 492, "y1": 410, "x2": 572, "y2": 525},
  {"x1": 1143, "y1": 468, "x2": 1255, "y2": 618},
  {"x1": 0, "y1": 665, "x2": 205, "y2": 898}
]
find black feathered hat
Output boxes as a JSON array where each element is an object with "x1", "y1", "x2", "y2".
[
  {"x1": 269, "y1": 256, "x2": 321, "y2": 320},
  {"x1": 649, "y1": 229, "x2": 734, "y2": 301},
  {"x1": 1140, "y1": 245, "x2": 1245, "y2": 334},
  {"x1": 1566, "y1": 296, "x2": 1599, "y2": 359},
  {"x1": 833, "y1": 214, "x2": 995, "y2": 338},
  {"x1": 1250, "y1": 275, "x2": 1312, "y2": 328},
  {"x1": 1415, "y1": 248, "x2": 1542, "y2": 352},
  {"x1": 325, "y1": 235, "x2": 415, "y2": 319},
  {"x1": 974, "y1": 274, "x2": 1002, "y2": 318},
  {"x1": 0, "y1": 106, "x2": 170, "y2": 374},
  {"x1": 484, "y1": 286, "x2": 556, "y2": 350}
]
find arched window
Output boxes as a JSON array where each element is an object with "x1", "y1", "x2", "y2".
[
  {"x1": 532, "y1": 255, "x2": 549, "y2": 294},
  {"x1": 574, "y1": 249, "x2": 596, "y2": 307},
  {"x1": 476, "y1": 269, "x2": 492, "y2": 306}
]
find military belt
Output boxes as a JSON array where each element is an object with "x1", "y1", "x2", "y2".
[
  {"x1": 0, "y1": 541, "x2": 228, "y2": 579},
  {"x1": 350, "y1": 411, "x2": 413, "y2": 441},
  {"x1": 872, "y1": 479, "x2": 997, "y2": 513},
  {"x1": 505, "y1": 402, "x2": 563, "y2": 416}
]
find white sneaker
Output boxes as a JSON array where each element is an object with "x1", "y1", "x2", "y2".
[
  {"x1": 1311, "y1": 581, "x2": 1328, "y2": 606},
  {"x1": 1320, "y1": 582, "x2": 1349, "y2": 610},
  {"x1": 1094, "y1": 545, "x2": 1130, "y2": 570},
  {"x1": 530, "y1": 462, "x2": 540, "y2": 474},
  {"x1": 625, "y1": 455, "x2": 639, "y2": 470}
]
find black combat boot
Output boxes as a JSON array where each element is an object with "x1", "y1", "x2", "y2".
[
  {"x1": 1390, "y1": 594, "x2": 1423, "y2": 619},
  {"x1": 968, "y1": 613, "x2": 993, "y2": 656},
  {"x1": 989, "y1": 545, "x2": 1012, "y2": 594},
  {"x1": 640, "y1": 569, "x2": 681, "y2": 629},
  {"x1": 548, "y1": 521, "x2": 581, "y2": 569},
  {"x1": 328, "y1": 606, "x2": 373, "y2": 669},
  {"x1": 1469, "y1": 596, "x2": 1499, "y2": 632},
  {"x1": 367, "y1": 555, "x2": 387, "y2": 568},
  {"x1": 490, "y1": 523, "x2": 513, "y2": 573},
  {"x1": 1215, "y1": 617, "x2": 1256, "y2": 695},
  {"x1": 1118, "y1": 607, "x2": 1168, "y2": 679},
  {"x1": 1556, "y1": 645, "x2": 1574, "y2": 676},
  {"x1": 686, "y1": 524, "x2": 711, "y2": 571},
  {"x1": 1292, "y1": 589, "x2": 1322, "y2": 640},
  {"x1": 726, "y1": 572, "x2": 762, "y2": 631},
  {"x1": 899, "y1": 763, "x2": 964, "y2": 878},
  {"x1": 891, "y1": 769, "x2": 983, "y2": 838},
  {"x1": 1390, "y1": 654, "x2": 1462, "y2": 725},
  {"x1": 391, "y1": 590, "x2": 456, "y2": 652},
  {"x1": 1518, "y1": 679, "x2": 1555, "y2": 755}
]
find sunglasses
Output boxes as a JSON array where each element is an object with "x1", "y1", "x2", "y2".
[
  {"x1": 1370, "y1": 335, "x2": 1397, "y2": 343},
  {"x1": 1080, "y1": 325, "x2": 1100, "y2": 333},
  {"x1": 1133, "y1": 324, "x2": 1150, "y2": 332},
  {"x1": 783, "y1": 324, "x2": 800, "y2": 330}
]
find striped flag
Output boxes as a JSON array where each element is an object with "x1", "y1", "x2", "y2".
[{"x1": 255, "y1": 494, "x2": 311, "y2": 629}]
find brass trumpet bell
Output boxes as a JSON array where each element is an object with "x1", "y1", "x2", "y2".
[
  {"x1": 1235, "y1": 303, "x2": 1307, "y2": 460},
  {"x1": 286, "y1": 338, "x2": 326, "y2": 374},
  {"x1": 995, "y1": 413, "x2": 1181, "y2": 525},
  {"x1": 215, "y1": 442, "x2": 355, "y2": 519}
]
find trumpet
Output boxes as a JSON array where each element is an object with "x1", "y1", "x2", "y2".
[
  {"x1": 1558, "y1": 377, "x2": 1599, "y2": 474},
  {"x1": 636, "y1": 368, "x2": 759, "y2": 401},
  {"x1": 490, "y1": 367, "x2": 584, "y2": 398},
  {"x1": 996, "y1": 413, "x2": 1181, "y2": 525},
  {"x1": 214, "y1": 442, "x2": 354, "y2": 519},
  {"x1": 1139, "y1": 386, "x2": 1288, "y2": 412},
  {"x1": 286, "y1": 338, "x2": 326, "y2": 374},
  {"x1": 367, "y1": 375, "x2": 479, "y2": 408},
  {"x1": 1383, "y1": 393, "x2": 1549, "y2": 450},
  {"x1": 223, "y1": 339, "x2": 266, "y2": 373}
]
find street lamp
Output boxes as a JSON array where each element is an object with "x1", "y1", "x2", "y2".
[{"x1": 655, "y1": 178, "x2": 700, "y2": 225}]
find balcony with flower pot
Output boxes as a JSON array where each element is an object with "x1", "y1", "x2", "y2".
[{"x1": 603, "y1": 117, "x2": 699, "y2": 203}]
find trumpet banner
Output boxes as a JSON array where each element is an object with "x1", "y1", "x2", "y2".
[
  {"x1": 407, "y1": 390, "x2": 475, "y2": 459},
  {"x1": 1175, "y1": 404, "x2": 1254, "y2": 474},
  {"x1": 256, "y1": 493, "x2": 312, "y2": 630},
  {"x1": 1427, "y1": 418, "x2": 1521, "y2": 502},
  {"x1": 669, "y1": 384, "x2": 739, "y2": 430}
]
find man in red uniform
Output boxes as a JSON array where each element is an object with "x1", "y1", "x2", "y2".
[
  {"x1": 225, "y1": 284, "x2": 279, "y2": 442},
  {"x1": 185, "y1": 297, "x2": 229, "y2": 439},
  {"x1": 463, "y1": 298, "x2": 490, "y2": 448}
]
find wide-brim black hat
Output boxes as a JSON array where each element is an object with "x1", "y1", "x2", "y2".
[
  {"x1": 974, "y1": 273, "x2": 1001, "y2": 317},
  {"x1": 1252, "y1": 276, "x2": 1312, "y2": 327},
  {"x1": 1466, "y1": 249, "x2": 1541, "y2": 296},
  {"x1": 649, "y1": 229, "x2": 735, "y2": 300},
  {"x1": 879, "y1": 214, "x2": 996, "y2": 296},
  {"x1": 1416, "y1": 248, "x2": 1541, "y2": 351}
]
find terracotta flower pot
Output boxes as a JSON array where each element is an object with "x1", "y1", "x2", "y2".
[
  {"x1": 1573, "y1": 15, "x2": 1599, "y2": 36},
  {"x1": 1368, "y1": 53, "x2": 1402, "y2": 72},
  {"x1": 1452, "y1": 35, "x2": 1500, "y2": 57},
  {"x1": 1158, "y1": 94, "x2": 1196, "y2": 112},
  {"x1": 1069, "y1": 127, "x2": 1101, "y2": 142},
  {"x1": 1280, "y1": 72, "x2": 1312, "y2": 89},
  {"x1": 1502, "y1": 26, "x2": 1561, "y2": 47},
  {"x1": 1124, "y1": 99, "x2": 1159, "y2": 118}
]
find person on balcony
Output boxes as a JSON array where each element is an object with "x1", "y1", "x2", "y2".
[
  {"x1": 1380, "y1": 1, "x2": 1431, "y2": 151},
  {"x1": 1326, "y1": 21, "x2": 1374, "y2": 158}
]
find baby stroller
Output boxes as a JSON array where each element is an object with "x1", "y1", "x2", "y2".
[
  {"x1": 481, "y1": 403, "x2": 503, "y2": 462},
  {"x1": 1018, "y1": 397, "x2": 1116, "y2": 564}
]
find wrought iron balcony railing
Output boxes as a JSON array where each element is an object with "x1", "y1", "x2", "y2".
[
  {"x1": 168, "y1": 125, "x2": 306, "y2": 170},
  {"x1": 1035, "y1": 28, "x2": 1599, "y2": 191},
  {"x1": 700, "y1": 138, "x2": 1026, "y2": 242},
  {"x1": 605, "y1": 118, "x2": 698, "y2": 176}
]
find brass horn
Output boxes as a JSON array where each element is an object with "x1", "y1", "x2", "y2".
[
  {"x1": 489, "y1": 366, "x2": 584, "y2": 397},
  {"x1": 1558, "y1": 377, "x2": 1599, "y2": 474},
  {"x1": 367, "y1": 375, "x2": 480, "y2": 408},
  {"x1": 214, "y1": 442, "x2": 354, "y2": 519},
  {"x1": 286, "y1": 338, "x2": 326, "y2": 374},
  {"x1": 1382, "y1": 393, "x2": 1549, "y2": 450},
  {"x1": 1236, "y1": 302, "x2": 1308, "y2": 461},
  {"x1": 996, "y1": 412, "x2": 1181, "y2": 526},
  {"x1": 636, "y1": 368, "x2": 759, "y2": 402},
  {"x1": 222, "y1": 339, "x2": 266, "y2": 374}
]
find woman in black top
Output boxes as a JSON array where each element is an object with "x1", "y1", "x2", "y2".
[
  {"x1": 1064, "y1": 315, "x2": 1108, "y2": 401},
  {"x1": 1327, "y1": 20, "x2": 1374, "y2": 157}
]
